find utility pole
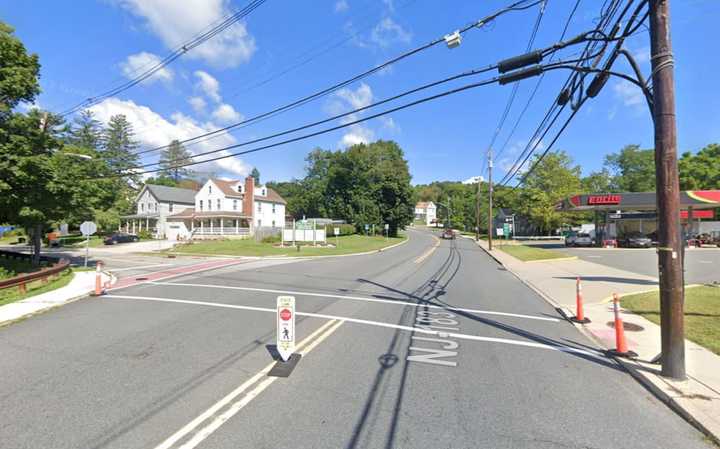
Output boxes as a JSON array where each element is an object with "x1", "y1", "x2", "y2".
[
  {"x1": 487, "y1": 149, "x2": 493, "y2": 251},
  {"x1": 475, "y1": 181, "x2": 481, "y2": 241},
  {"x1": 446, "y1": 195, "x2": 451, "y2": 229},
  {"x1": 650, "y1": 0, "x2": 684, "y2": 380}
]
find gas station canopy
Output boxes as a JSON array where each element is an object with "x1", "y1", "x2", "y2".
[{"x1": 556, "y1": 191, "x2": 720, "y2": 212}]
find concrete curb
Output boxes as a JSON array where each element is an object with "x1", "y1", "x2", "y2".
[
  {"x1": 523, "y1": 256, "x2": 578, "y2": 263},
  {"x1": 162, "y1": 235, "x2": 410, "y2": 261},
  {"x1": 469, "y1": 236, "x2": 720, "y2": 444}
]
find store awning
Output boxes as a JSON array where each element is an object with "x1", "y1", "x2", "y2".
[{"x1": 555, "y1": 191, "x2": 720, "y2": 211}]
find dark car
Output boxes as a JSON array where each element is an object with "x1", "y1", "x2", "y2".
[
  {"x1": 618, "y1": 232, "x2": 653, "y2": 248},
  {"x1": 441, "y1": 229, "x2": 456, "y2": 240},
  {"x1": 104, "y1": 232, "x2": 139, "y2": 245}
]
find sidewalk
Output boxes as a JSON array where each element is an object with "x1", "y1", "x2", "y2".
[
  {"x1": 0, "y1": 270, "x2": 112, "y2": 327},
  {"x1": 471, "y1": 237, "x2": 720, "y2": 443}
]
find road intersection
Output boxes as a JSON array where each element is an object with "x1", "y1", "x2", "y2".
[{"x1": 0, "y1": 229, "x2": 711, "y2": 448}]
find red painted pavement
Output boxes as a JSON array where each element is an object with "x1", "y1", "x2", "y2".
[{"x1": 109, "y1": 259, "x2": 245, "y2": 291}]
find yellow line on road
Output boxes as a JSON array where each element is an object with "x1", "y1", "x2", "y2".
[
  {"x1": 154, "y1": 319, "x2": 343, "y2": 449},
  {"x1": 414, "y1": 235, "x2": 441, "y2": 264}
]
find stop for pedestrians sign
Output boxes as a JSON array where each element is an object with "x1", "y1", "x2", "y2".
[{"x1": 276, "y1": 296, "x2": 295, "y2": 362}]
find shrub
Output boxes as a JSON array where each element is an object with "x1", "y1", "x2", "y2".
[
  {"x1": 138, "y1": 230, "x2": 153, "y2": 240},
  {"x1": 262, "y1": 235, "x2": 281, "y2": 244},
  {"x1": 324, "y1": 223, "x2": 355, "y2": 236}
]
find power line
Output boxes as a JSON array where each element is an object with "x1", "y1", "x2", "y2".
[
  {"x1": 57, "y1": 0, "x2": 268, "y2": 117},
  {"x1": 131, "y1": 0, "x2": 545, "y2": 158}
]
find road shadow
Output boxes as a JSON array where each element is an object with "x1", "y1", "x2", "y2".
[{"x1": 554, "y1": 276, "x2": 658, "y2": 286}]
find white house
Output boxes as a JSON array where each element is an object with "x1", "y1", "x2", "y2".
[
  {"x1": 415, "y1": 201, "x2": 437, "y2": 226},
  {"x1": 120, "y1": 184, "x2": 197, "y2": 238},
  {"x1": 164, "y1": 177, "x2": 287, "y2": 240}
]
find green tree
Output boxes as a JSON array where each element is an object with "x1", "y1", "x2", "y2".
[
  {"x1": 604, "y1": 144, "x2": 656, "y2": 192},
  {"x1": 159, "y1": 139, "x2": 193, "y2": 182},
  {"x1": 0, "y1": 22, "x2": 40, "y2": 117},
  {"x1": 102, "y1": 114, "x2": 139, "y2": 179},
  {"x1": 518, "y1": 151, "x2": 581, "y2": 234},
  {"x1": 250, "y1": 167, "x2": 260, "y2": 185},
  {"x1": 581, "y1": 169, "x2": 614, "y2": 193},
  {"x1": 679, "y1": 143, "x2": 720, "y2": 190},
  {"x1": 67, "y1": 109, "x2": 102, "y2": 150}
]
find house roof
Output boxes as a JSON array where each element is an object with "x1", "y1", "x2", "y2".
[
  {"x1": 168, "y1": 209, "x2": 250, "y2": 219},
  {"x1": 257, "y1": 188, "x2": 286, "y2": 204},
  {"x1": 211, "y1": 179, "x2": 244, "y2": 198},
  {"x1": 416, "y1": 201, "x2": 435, "y2": 209},
  {"x1": 144, "y1": 184, "x2": 196, "y2": 204}
]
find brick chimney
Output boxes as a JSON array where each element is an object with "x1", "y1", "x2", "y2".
[{"x1": 243, "y1": 176, "x2": 255, "y2": 219}]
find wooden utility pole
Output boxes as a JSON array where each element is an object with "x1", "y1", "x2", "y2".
[
  {"x1": 487, "y1": 149, "x2": 493, "y2": 251},
  {"x1": 649, "y1": 0, "x2": 684, "y2": 379}
]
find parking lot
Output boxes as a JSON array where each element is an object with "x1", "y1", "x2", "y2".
[{"x1": 531, "y1": 242, "x2": 720, "y2": 285}]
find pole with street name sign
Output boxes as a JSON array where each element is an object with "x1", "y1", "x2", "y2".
[
  {"x1": 276, "y1": 296, "x2": 295, "y2": 362},
  {"x1": 334, "y1": 227, "x2": 340, "y2": 247},
  {"x1": 80, "y1": 221, "x2": 97, "y2": 267}
]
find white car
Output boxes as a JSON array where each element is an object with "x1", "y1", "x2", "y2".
[{"x1": 573, "y1": 233, "x2": 594, "y2": 247}]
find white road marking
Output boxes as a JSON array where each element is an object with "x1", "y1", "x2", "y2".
[
  {"x1": 109, "y1": 263, "x2": 173, "y2": 272},
  {"x1": 698, "y1": 260, "x2": 712, "y2": 264},
  {"x1": 587, "y1": 256, "x2": 602, "y2": 259},
  {"x1": 148, "y1": 281, "x2": 559, "y2": 322},
  {"x1": 107, "y1": 295, "x2": 599, "y2": 357},
  {"x1": 154, "y1": 319, "x2": 342, "y2": 449}
]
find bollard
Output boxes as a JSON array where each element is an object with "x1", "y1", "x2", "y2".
[
  {"x1": 570, "y1": 276, "x2": 590, "y2": 323},
  {"x1": 93, "y1": 261, "x2": 104, "y2": 296},
  {"x1": 607, "y1": 293, "x2": 637, "y2": 358}
]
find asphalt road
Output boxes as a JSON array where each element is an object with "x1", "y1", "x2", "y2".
[
  {"x1": 553, "y1": 244, "x2": 720, "y2": 285},
  {"x1": 0, "y1": 229, "x2": 711, "y2": 449}
]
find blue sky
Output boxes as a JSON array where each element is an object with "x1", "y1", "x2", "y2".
[{"x1": 2, "y1": 0, "x2": 718, "y2": 185}]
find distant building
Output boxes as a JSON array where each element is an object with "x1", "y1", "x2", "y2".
[
  {"x1": 414, "y1": 201, "x2": 437, "y2": 226},
  {"x1": 120, "y1": 184, "x2": 197, "y2": 238}
]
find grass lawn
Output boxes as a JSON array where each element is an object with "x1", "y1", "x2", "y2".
[
  {"x1": 0, "y1": 268, "x2": 74, "y2": 307},
  {"x1": 66, "y1": 236, "x2": 105, "y2": 248},
  {"x1": 169, "y1": 234, "x2": 407, "y2": 257},
  {"x1": 622, "y1": 286, "x2": 720, "y2": 355},
  {"x1": 498, "y1": 244, "x2": 571, "y2": 262}
]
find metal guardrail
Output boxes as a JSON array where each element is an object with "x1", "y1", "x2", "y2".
[{"x1": 0, "y1": 250, "x2": 70, "y2": 295}]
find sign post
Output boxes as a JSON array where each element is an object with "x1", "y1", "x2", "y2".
[
  {"x1": 384, "y1": 223, "x2": 389, "y2": 241},
  {"x1": 334, "y1": 227, "x2": 340, "y2": 247},
  {"x1": 276, "y1": 296, "x2": 295, "y2": 362},
  {"x1": 80, "y1": 221, "x2": 97, "y2": 268}
]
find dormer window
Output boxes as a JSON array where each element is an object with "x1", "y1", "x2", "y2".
[
  {"x1": 209, "y1": 185, "x2": 212, "y2": 194},
  {"x1": 261, "y1": 188, "x2": 266, "y2": 196},
  {"x1": 237, "y1": 185, "x2": 243, "y2": 193}
]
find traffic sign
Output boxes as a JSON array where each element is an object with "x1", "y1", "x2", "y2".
[
  {"x1": 80, "y1": 221, "x2": 97, "y2": 236},
  {"x1": 333, "y1": 227, "x2": 340, "y2": 236},
  {"x1": 384, "y1": 223, "x2": 389, "y2": 230},
  {"x1": 276, "y1": 296, "x2": 295, "y2": 362}
]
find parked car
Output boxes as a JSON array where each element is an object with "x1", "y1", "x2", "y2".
[
  {"x1": 441, "y1": 229, "x2": 456, "y2": 240},
  {"x1": 564, "y1": 231, "x2": 578, "y2": 247},
  {"x1": 572, "y1": 233, "x2": 594, "y2": 247},
  {"x1": 104, "y1": 232, "x2": 139, "y2": 245},
  {"x1": 618, "y1": 232, "x2": 653, "y2": 248}
]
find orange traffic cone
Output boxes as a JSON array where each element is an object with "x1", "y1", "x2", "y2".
[
  {"x1": 93, "y1": 261, "x2": 104, "y2": 296},
  {"x1": 607, "y1": 293, "x2": 637, "y2": 357},
  {"x1": 571, "y1": 276, "x2": 590, "y2": 323}
]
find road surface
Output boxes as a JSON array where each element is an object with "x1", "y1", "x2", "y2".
[{"x1": 0, "y1": 229, "x2": 711, "y2": 448}]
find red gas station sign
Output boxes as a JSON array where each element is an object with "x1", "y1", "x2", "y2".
[{"x1": 587, "y1": 194, "x2": 621, "y2": 205}]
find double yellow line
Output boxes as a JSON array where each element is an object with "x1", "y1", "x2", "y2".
[
  {"x1": 414, "y1": 235, "x2": 441, "y2": 264},
  {"x1": 155, "y1": 319, "x2": 344, "y2": 449}
]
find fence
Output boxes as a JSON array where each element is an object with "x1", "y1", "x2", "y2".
[
  {"x1": 0, "y1": 250, "x2": 70, "y2": 295},
  {"x1": 282, "y1": 229, "x2": 327, "y2": 243}
]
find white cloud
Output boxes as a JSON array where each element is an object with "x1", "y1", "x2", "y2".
[
  {"x1": 379, "y1": 116, "x2": 399, "y2": 133},
  {"x1": 89, "y1": 97, "x2": 250, "y2": 177},
  {"x1": 194, "y1": 70, "x2": 221, "y2": 103},
  {"x1": 632, "y1": 46, "x2": 651, "y2": 64},
  {"x1": 462, "y1": 176, "x2": 484, "y2": 184},
  {"x1": 335, "y1": 82, "x2": 373, "y2": 110},
  {"x1": 341, "y1": 124, "x2": 375, "y2": 147},
  {"x1": 613, "y1": 80, "x2": 644, "y2": 108},
  {"x1": 120, "y1": 51, "x2": 173, "y2": 85},
  {"x1": 188, "y1": 96, "x2": 207, "y2": 113},
  {"x1": 334, "y1": 0, "x2": 349, "y2": 12},
  {"x1": 370, "y1": 17, "x2": 411, "y2": 47},
  {"x1": 116, "y1": 0, "x2": 256, "y2": 68},
  {"x1": 382, "y1": 0, "x2": 395, "y2": 12},
  {"x1": 212, "y1": 103, "x2": 243, "y2": 123}
]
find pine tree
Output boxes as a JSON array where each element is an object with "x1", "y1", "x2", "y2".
[
  {"x1": 102, "y1": 114, "x2": 139, "y2": 181},
  {"x1": 250, "y1": 167, "x2": 260, "y2": 184},
  {"x1": 159, "y1": 139, "x2": 193, "y2": 182},
  {"x1": 68, "y1": 109, "x2": 102, "y2": 150}
]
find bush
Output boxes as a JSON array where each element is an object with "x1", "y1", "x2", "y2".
[
  {"x1": 262, "y1": 235, "x2": 281, "y2": 244},
  {"x1": 138, "y1": 230, "x2": 153, "y2": 240},
  {"x1": 324, "y1": 223, "x2": 355, "y2": 236}
]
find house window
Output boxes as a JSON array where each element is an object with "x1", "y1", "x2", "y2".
[
  {"x1": 272, "y1": 220, "x2": 275, "y2": 227},
  {"x1": 169, "y1": 203, "x2": 174, "y2": 212},
  {"x1": 199, "y1": 200, "x2": 204, "y2": 211},
  {"x1": 217, "y1": 199, "x2": 221, "y2": 210},
  {"x1": 272, "y1": 204, "x2": 276, "y2": 213},
  {"x1": 208, "y1": 185, "x2": 212, "y2": 194},
  {"x1": 208, "y1": 200, "x2": 212, "y2": 211},
  {"x1": 257, "y1": 202, "x2": 261, "y2": 212},
  {"x1": 233, "y1": 199, "x2": 237, "y2": 211},
  {"x1": 141, "y1": 203, "x2": 145, "y2": 212},
  {"x1": 258, "y1": 219, "x2": 262, "y2": 227},
  {"x1": 238, "y1": 185, "x2": 242, "y2": 193}
]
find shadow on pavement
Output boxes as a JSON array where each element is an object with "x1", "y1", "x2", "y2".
[{"x1": 554, "y1": 276, "x2": 658, "y2": 285}]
